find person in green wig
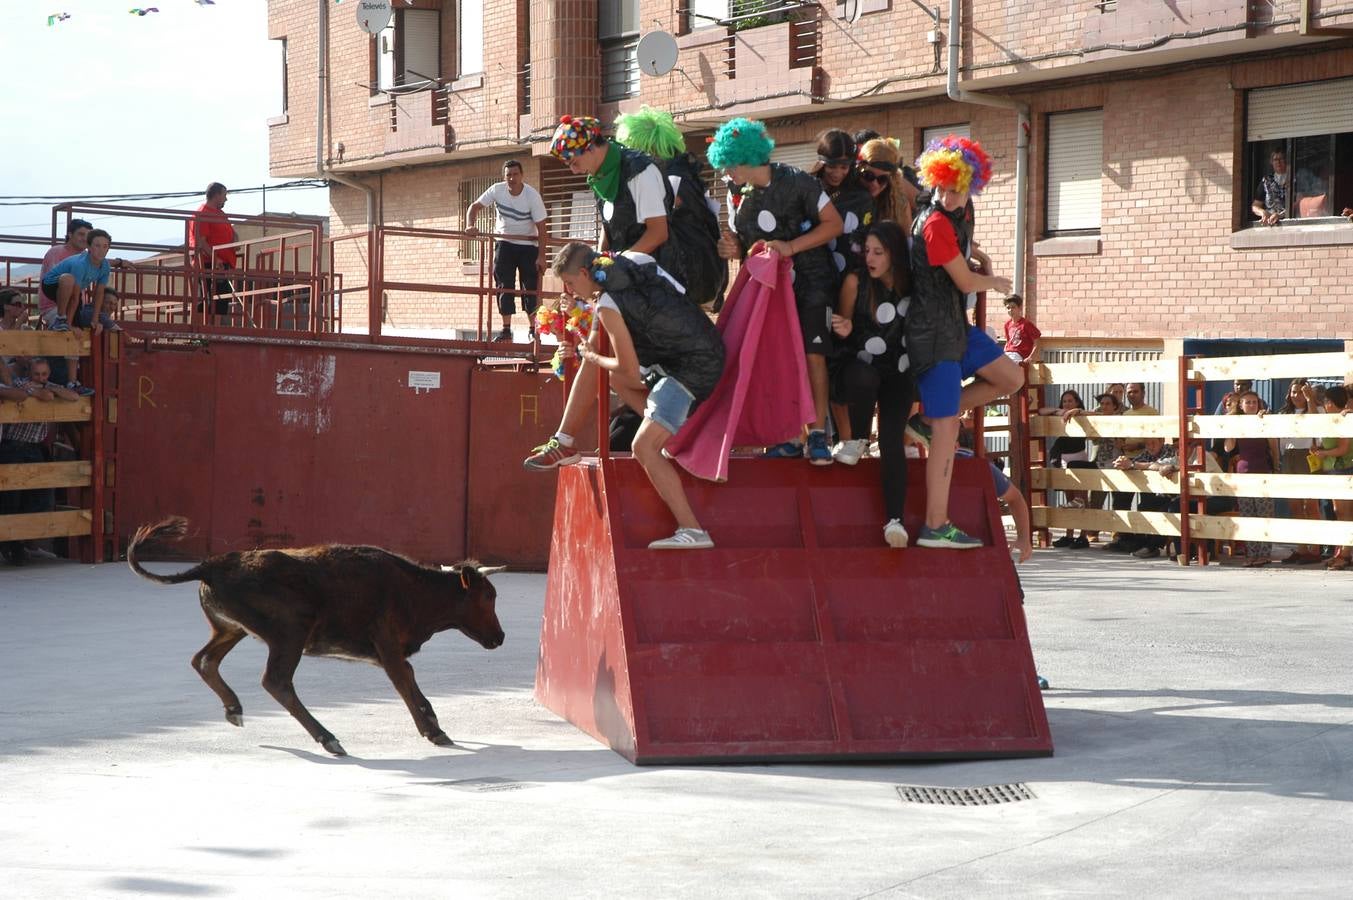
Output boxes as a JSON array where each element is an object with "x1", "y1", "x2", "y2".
[{"x1": 614, "y1": 106, "x2": 727, "y2": 308}]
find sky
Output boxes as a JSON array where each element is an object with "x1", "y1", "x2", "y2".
[{"x1": 0, "y1": 0, "x2": 331, "y2": 258}]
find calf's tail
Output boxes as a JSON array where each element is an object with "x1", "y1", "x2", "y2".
[{"x1": 127, "y1": 517, "x2": 206, "y2": 585}]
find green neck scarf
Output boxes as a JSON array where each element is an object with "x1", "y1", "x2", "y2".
[{"x1": 586, "y1": 143, "x2": 623, "y2": 203}]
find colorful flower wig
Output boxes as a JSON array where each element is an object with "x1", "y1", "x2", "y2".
[
  {"x1": 614, "y1": 106, "x2": 686, "y2": 160},
  {"x1": 706, "y1": 117, "x2": 775, "y2": 170},
  {"x1": 915, "y1": 135, "x2": 993, "y2": 195},
  {"x1": 549, "y1": 115, "x2": 604, "y2": 162}
]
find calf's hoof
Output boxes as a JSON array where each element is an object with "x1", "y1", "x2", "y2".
[
  {"x1": 428, "y1": 731, "x2": 456, "y2": 747},
  {"x1": 321, "y1": 737, "x2": 348, "y2": 757},
  {"x1": 225, "y1": 707, "x2": 244, "y2": 727}
]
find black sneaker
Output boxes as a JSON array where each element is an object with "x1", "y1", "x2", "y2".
[
  {"x1": 1071, "y1": 535, "x2": 1090, "y2": 549},
  {"x1": 1051, "y1": 535, "x2": 1075, "y2": 548},
  {"x1": 492, "y1": 329, "x2": 512, "y2": 343}
]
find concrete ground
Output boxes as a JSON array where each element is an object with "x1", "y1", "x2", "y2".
[{"x1": 2, "y1": 549, "x2": 1351, "y2": 898}]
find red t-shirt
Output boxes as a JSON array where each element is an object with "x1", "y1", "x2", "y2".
[
  {"x1": 922, "y1": 212, "x2": 962, "y2": 268},
  {"x1": 190, "y1": 203, "x2": 237, "y2": 268},
  {"x1": 1004, "y1": 317, "x2": 1041, "y2": 359}
]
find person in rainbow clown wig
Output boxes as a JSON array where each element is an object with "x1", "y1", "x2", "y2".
[{"x1": 903, "y1": 135, "x2": 1024, "y2": 551}]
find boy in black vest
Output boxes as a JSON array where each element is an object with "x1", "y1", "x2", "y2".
[
  {"x1": 905, "y1": 136, "x2": 1023, "y2": 550},
  {"x1": 548, "y1": 115, "x2": 685, "y2": 285}
]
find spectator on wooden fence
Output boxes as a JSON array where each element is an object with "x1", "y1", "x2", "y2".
[
  {"x1": 1211, "y1": 391, "x2": 1241, "y2": 472},
  {"x1": 1051, "y1": 391, "x2": 1121, "y2": 549},
  {"x1": 0, "y1": 357, "x2": 80, "y2": 566},
  {"x1": 1214, "y1": 379, "x2": 1253, "y2": 415},
  {"x1": 1109, "y1": 437, "x2": 1179, "y2": 559},
  {"x1": 74, "y1": 287, "x2": 124, "y2": 337},
  {"x1": 1105, "y1": 382, "x2": 1126, "y2": 409},
  {"x1": 1223, "y1": 390, "x2": 1278, "y2": 567},
  {"x1": 1120, "y1": 382, "x2": 1158, "y2": 454},
  {"x1": 1275, "y1": 379, "x2": 1323, "y2": 565},
  {"x1": 1, "y1": 290, "x2": 32, "y2": 377},
  {"x1": 1314, "y1": 385, "x2": 1353, "y2": 571}
]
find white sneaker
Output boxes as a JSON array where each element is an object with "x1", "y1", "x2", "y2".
[
  {"x1": 883, "y1": 518, "x2": 909, "y2": 548},
  {"x1": 648, "y1": 528, "x2": 714, "y2": 550},
  {"x1": 833, "y1": 438, "x2": 869, "y2": 466}
]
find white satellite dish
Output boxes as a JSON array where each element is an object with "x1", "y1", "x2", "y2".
[
  {"x1": 842, "y1": 0, "x2": 863, "y2": 24},
  {"x1": 357, "y1": 0, "x2": 393, "y2": 36},
  {"x1": 636, "y1": 30, "x2": 679, "y2": 78}
]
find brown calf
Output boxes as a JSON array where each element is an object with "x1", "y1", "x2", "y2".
[{"x1": 127, "y1": 517, "x2": 505, "y2": 757}]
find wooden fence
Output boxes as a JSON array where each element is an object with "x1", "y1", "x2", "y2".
[
  {"x1": 0, "y1": 330, "x2": 103, "y2": 557},
  {"x1": 1023, "y1": 349, "x2": 1353, "y2": 564}
]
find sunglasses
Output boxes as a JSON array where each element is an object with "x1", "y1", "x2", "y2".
[{"x1": 857, "y1": 171, "x2": 890, "y2": 185}]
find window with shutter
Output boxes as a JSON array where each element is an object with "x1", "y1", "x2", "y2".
[
  {"x1": 459, "y1": 0, "x2": 484, "y2": 77},
  {"x1": 1045, "y1": 109, "x2": 1102, "y2": 235},
  {"x1": 921, "y1": 123, "x2": 970, "y2": 149},
  {"x1": 374, "y1": 6, "x2": 442, "y2": 93},
  {"x1": 770, "y1": 142, "x2": 820, "y2": 173},
  {"x1": 1244, "y1": 78, "x2": 1353, "y2": 225},
  {"x1": 540, "y1": 159, "x2": 598, "y2": 245},
  {"x1": 459, "y1": 175, "x2": 497, "y2": 263}
]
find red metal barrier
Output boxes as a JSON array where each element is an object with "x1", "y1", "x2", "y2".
[
  {"x1": 465, "y1": 367, "x2": 565, "y2": 567},
  {"x1": 111, "y1": 330, "x2": 554, "y2": 565},
  {"x1": 535, "y1": 456, "x2": 1053, "y2": 764}
]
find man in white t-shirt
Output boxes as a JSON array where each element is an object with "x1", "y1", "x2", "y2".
[{"x1": 465, "y1": 160, "x2": 549, "y2": 342}]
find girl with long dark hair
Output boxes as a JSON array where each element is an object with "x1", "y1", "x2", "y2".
[{"x1": 830, "y1": 220, "x2": 915, "y2": 547}]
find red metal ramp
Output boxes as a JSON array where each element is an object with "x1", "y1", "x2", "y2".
[{"x1": 535, "y1": 456, "x2": 1053, "y2": 764}]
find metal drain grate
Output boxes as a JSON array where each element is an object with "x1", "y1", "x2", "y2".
[
  {"x1": 896, "y1": 783, "x2": 1035, "y2": 806},
  {"x1": 433, "y1": 777, "x2": 529, "y2": 793}
]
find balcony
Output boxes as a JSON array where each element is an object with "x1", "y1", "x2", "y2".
[
  {"x1": 383, "y1": 86, "x2": 452, "y2": 160},
  {"x1": 677, "y1": 0, "x2": 823, "y2": 115}
]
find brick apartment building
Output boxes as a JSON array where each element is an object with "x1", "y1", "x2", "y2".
[{"x1": 266, "y1": 0, "x2": 1353, "y2": 354}]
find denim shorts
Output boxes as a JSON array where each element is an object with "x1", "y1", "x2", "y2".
[{"x1": 644, "y1": 371, "x2": 697, "y2": 435}]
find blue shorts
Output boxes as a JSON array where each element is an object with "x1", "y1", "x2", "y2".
[
  {"x1": 915, "y1": 326, "x2": 1005, "y2": 419},
  {"x1": 645, "y1": 373, "x2": 697, "y2": 435}
]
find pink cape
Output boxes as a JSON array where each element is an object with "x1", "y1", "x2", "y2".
[{"x1": 667, "y1": 251, "x2": 816, "y2": 482}]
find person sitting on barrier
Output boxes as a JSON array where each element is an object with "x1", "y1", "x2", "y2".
[
  {"x1": 1314, "y1": 385, "x2": 1353, "y2": 571},
  {"x1": 0, "y1": 357, "x2": 79, "y2": 566},
  {"x1": 524, "y1": 243, "x2": 725, "y2": 550},
  {"x1": 1222, "y1": 389, "x2": 1279, "y2": 567},
  {"x1": 40, "y1": 229, "x2": 114, "y2": 396},
  {"x1": 464, "y1": 160, "x2": 549, "y2": 343},
  {"x1": 830, "y1": 221, "x2": 915, "y2": 547},
  {"x1": 40, "y1": 228, "x2": 113, "y2": 335},
  {"x1": 902, "y1": 135, "x2": 1021, "y2": 550},
  {"x1": 710, "y1": 117, "x2": 845, "y2": 465},
  {"x1": 74, "y1": 285, "x2": 124, "y2": 337}
]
